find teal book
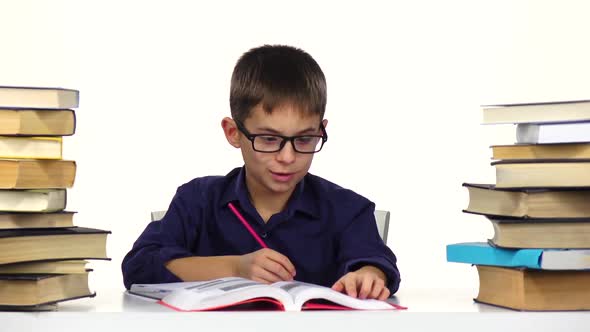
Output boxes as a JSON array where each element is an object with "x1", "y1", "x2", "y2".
[{"x1": 446, "y1": 242, "x2": 590, "y2": 270}]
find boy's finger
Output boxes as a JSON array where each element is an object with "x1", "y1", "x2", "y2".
[
  {"x1": 378, "y1": 287, "x2": 391, "y2": 301},
  {"x1": 358, "y1": 275, "x2": 373, "y2": 299},
  {"x1": 343, "y1": 277, "x2": 357, "y2": 298},
  {"x1": 265, "y1": 250, "x2": 296, "y2": 276},
  {"x1": 370, "y1": 279, "x2": 385, "y2": 299},
  {"x1": 262, "y1": 259, "x2": 294, "y2": 281},
  {"x1": 331, "y1": 279, "x2": 344, "y2": 292},
  {"x1": 252, "y1": 265, "x2": 283, "y2": 284}
]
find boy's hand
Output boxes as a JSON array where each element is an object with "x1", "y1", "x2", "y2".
[
  {"x1": 237, "y1": 248, "x2": 296, "y2": 284},
  {"x1": 331, "y1": 265, "x2": 390, "y2": 300}
]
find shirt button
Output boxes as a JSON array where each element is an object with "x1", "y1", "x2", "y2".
[{"x1": 261, "y1": 232, "x2": 268, "y2": 238}]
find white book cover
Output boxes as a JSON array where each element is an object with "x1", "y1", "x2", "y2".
[
  {"x1": 129, "y1": 277, "x2": 402, "y2": 311},
  {"x1": 516, "y1": 122, "x2": 590, "y2": 144},
  {"x1": 541, "y1": 250, "x2": 590, "y2": 270},
  {"x1": 0, "y1": 189, "x2": 66, "y2": 212}
]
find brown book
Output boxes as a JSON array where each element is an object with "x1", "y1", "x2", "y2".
[
  {"x1": 0, "y1": 159, "x2": 76, "y2": 189},
  {"x1": 0, "y1": 211, "x2": 75, "y2": 229},
  {"x1": 475, "y1": 265, "x2": 590, "y2": 311},
  {"x1": 463, "y1": 183, "x2": 590, "y2": 218},
  {"x1": 0, "y1": 86, "x2": 79, "y2": 109},
  {"x1": 491, "y1": 143, "x2": 590, "y2": 160},
  {"x1": 488, "y1": 217, "x2": 590, "y2": 249},
  {"x1": 0, "y1": 189, "x2": 66, "y2": 213},
  {"x1": 0, "y1": 109, "x2": 76, "y2": 136},
  {"x1": 0, "y1": 227, "x2": 110, "y2": 265},
  {"x1": 0, "y1": 260, "x2": 87, "y2": 274},
  {"x1": 0, "y1": 273, "x2": 93, "y2": 307},
  {"x1": 482, "y1": 100, "x2": 590, "y2": 124},
  {"x1": 493, "y1": 159, "x2": 590, "y2": 188}
]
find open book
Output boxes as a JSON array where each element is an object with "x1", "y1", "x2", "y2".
[{"x1": 129, "y1": 277, "x2": 404, "y2": 311}]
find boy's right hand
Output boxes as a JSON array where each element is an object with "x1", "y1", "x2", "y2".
[{"x1": 236, "y1": 248, "x2": 296, "y2": 283}]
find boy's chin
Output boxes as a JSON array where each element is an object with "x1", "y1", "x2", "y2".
[{"x1": 264, "y1": 179, "x2": 298, "y2": 195}]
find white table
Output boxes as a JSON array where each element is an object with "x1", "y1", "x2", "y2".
[{"x1": 2, "y1": 288, "x2": 589, "y2": 332}]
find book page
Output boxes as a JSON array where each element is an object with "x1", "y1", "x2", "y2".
[
  {"x1": 130, "y1": 280, "x2": 209, "y2": 300},
  {"x1": 271, "y1": 281, "x2": 395, "y2": 310},
  {"x1": 131, "y1": 277, "x2": 266, "y2": 300},
  {"x1": 134, "y1": 277, "x2": 293, "y2": 311}
]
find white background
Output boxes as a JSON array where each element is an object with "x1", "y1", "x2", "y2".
[{"x1": 2, "y1": 0, "x2": 590, "y2": 293}]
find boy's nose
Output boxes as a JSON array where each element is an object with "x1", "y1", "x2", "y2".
[{"x1": 276, "y1": 141, "x2": 296, "y2": 164}]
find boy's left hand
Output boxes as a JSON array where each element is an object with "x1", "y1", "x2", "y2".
[{"x1": 331, "y1": 265, "x2": 390, "y2": 300}]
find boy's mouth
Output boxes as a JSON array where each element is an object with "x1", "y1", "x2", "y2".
[{"x1": 270, "y1": 171, "x2": 295, "y2": 182}]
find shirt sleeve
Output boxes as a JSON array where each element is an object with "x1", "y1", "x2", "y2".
[
  {"x1": 121, "y1": 184, "x2": 200, "y2": 289},
  {"x1": 335, "y1": 200, "x2": 401, "y2": 295}
]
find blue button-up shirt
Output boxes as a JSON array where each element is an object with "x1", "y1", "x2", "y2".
[{"x1": 122, "y1": 167, "x2": 401, "y2": 293}]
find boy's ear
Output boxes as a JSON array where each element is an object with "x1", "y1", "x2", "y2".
[
  {"x1": 322, "y1": 118, "x2": 328, "y2": 129},
  {"x1": 221, "y1": 117, "x2": 241, "y2": 148}
]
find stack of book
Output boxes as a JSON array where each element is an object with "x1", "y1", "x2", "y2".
[
  {"x1": 0, "y1": 86, "x2": 110, "y2": 310},
  {"x1": 447, "y1": 100, "x2": 590, "y2": 311}
]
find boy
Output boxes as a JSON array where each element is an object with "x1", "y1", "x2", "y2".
[{"x1": 122, "y1": 45, "x2": 400, "y2": 300}]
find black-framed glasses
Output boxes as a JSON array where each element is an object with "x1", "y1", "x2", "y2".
[{"x1": 235, "y1": 120, "x2": 328, "y2": 154}]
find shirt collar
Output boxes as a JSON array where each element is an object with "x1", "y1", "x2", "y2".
[
  {"x1": 219, "y1": 167, "x2": 248, "y2": 208},
  {"x1": 219, "y1": 166, "x2": 320, "y2": 219},
  {"x1": 285, "y1": 175, "x2": 320, "y2": 219}
]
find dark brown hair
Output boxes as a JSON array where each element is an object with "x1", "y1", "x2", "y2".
[{"x1": 230, "y1": 45, "x2": 327, "y2": 123}]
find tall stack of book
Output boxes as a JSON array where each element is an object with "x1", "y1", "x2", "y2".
[
  {"x1": 0, "y1": 86, "x2": 110, "y2": 310},
  {"x1": 447, "y1": 100, "x2": 590, "y2": 311}
]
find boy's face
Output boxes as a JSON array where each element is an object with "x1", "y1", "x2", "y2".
[{"x1": 223, "y1": 103, "x2": 327, "y2": 197}]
